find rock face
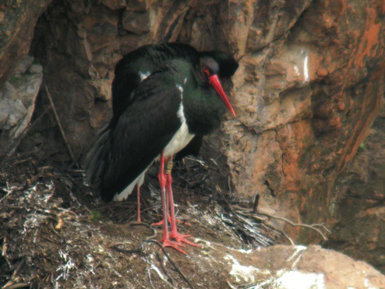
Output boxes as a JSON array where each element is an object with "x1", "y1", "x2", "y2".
[
  {"x1": 0, "y1": 1, "x2": 50, "y2": 157},
  {"x1": 0, "y1": 0, "x2": 51, "y2": 84},
  {"x1": 225, "y1": 0, "x2": 385, "y2": 244},
  {"x1": 325, "y1": 98, "x2": 385, "y2": 273},
  {"x1": 0, "y1": 56, "x2": 43, "y2": 157},
  {"x1": 0, "y1": 0, "x2": 384, "y2": 276},
  {"x1": 220, "y1": 245, "x2": 385, "y2": 289}
]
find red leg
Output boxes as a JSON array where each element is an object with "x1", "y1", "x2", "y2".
[
  {"x1": 166, "y1": 173, "x2": 201, "y2": 248},
  {"x1": 151, "y1": 215, "x2": 171, "y2": 226},
  {"x1": 167, "y1": 187, "x2": 191, "y2": 226},
  {"x1": 152, "y1": 156, "x2": 189, "y2": 227},
  {"x1": 157, "y1": 152, "x2": 186, "y2": 254},
  {"x1": 136, "y1": 185, "x2": 142, "y2": 223},
  {"x1": 151, "y1": 214, "x2": 189, "y2": 226}
]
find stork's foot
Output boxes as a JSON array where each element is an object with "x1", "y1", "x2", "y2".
[
  {"x1": 152, "y1": 216, "x2": 190, "y2": 226},
  {"x1": 151, "y1": 218, "x2": 167, "y2": 227},
  {"x1": 152, "y1": 219, "x2": 163, "y2": 226},
  {"x1": 159, "y1": 237, "x2": 186, "y2": 254},
  {"x1": 170, "y1": 230, "x2": 201, "y2": 247}
]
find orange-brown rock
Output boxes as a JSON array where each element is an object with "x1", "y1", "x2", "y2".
[
  {"x1": 224, "y1": 0, "x2": 384, "y2": 244},
  {"x1": 325, "y1": 99, "x2": 385, "y2": 272}
]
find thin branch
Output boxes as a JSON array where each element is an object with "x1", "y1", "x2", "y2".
[
  {"x1": 155, "y1": 251, "x2": 175, "y2": 286},
  {"x1": 44, "y1": 84, "x2": 79, "y2": 168},
  {"x1": 232, "y1": 201, "x2": 330, "y2": 241},
  {"x1": 2, "y1": 282, "x2": 30, "y2": 289},
  {"x1": 111, "y1": 239, "x2": 195, "y2": 289},
  {"x1": 147, "y1": 267, "x2": 157, "y2": 289},
  {"x1": 226, "y1": 280, "x2": 237, "y2": 289},
  {"x1": 129, "y1": 222, "x2": 157, "y2": 240},
  {"x1": 252, "y1": 193, "x2": 260, "y2": 214},
  {"x1": 258, "y1": 211, "x2": 329, "y2": 241},
  {"x1": 237, "y1": 206, "x2": 330, "y2": 241},
  {"x1": 144, "y1": 240, "x2": 195, "y2": 289},
  {"x1": 281, "y1": 231, "x2": 296, "y2": 246},
  {"x1": 2, "y1": 260, "x2": 26, "y2": 289}
]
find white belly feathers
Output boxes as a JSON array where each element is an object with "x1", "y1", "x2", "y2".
[
  {"x1": 114, "y1": 82, "x2": 194, "y2": 201},
  {"x1": 163, "y1": 101, "x2": 194, "y2": 157}
]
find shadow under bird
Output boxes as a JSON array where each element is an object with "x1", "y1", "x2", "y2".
[{"x1": 86, "y1": 43, "x2": 238, "y2": 253}]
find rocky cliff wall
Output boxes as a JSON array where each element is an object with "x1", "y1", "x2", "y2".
[{"x1": 0, "y1": 0, "x2": 384, "y2": 273}]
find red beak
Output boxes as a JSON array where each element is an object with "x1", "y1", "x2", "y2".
[{"x1": 208, "y1": 74, "x2": 236, "y2": 117}]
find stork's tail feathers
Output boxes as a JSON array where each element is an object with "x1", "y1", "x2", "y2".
[
  {"x1": 85, "y1": 124, "x2": 147, "y2": 202},
  {"x1": 84, "y1": 125, "x2": 110, "y2": 188}
]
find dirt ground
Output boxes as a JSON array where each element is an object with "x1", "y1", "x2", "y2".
[{"x1": 0, "y1": 154, "x2": 285, "y2": 288}]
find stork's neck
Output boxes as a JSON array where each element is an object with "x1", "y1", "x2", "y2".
[
  {"x1": 182, "y1": 79, "x2": 227, "y2": 135},
  {"x1": 165, "y1": 59, "x2": 227, "y2": 135}
]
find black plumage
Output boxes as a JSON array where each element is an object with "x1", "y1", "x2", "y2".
[
  {"x1": 86, "y1": 57, "x2": 232, "y2": 201},
  {"x1": 85, "y1": 44, "x2": 238, "y2": 253},
  {"x1": 111, "y1": 43, "x2": 238, "y2": 122},
  {"x1": 111, "y1": 43, "x2": 238, "y2": 160},
  {"x1": 86, "y1": 43, "x2": 238, "y2": 201}
]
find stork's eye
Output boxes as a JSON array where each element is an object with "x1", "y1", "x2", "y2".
[
  {"x1": 203, "y1": 67, "x2": 211, "y2": 77},
  {"x1": 200, "y1": 57, "x2": 219, "y2": 78}
]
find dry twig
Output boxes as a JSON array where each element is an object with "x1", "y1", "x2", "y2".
[
  {"x1": 2, "y1": 260, "x2": 27, "y2": 289},
  {"x1": 44, "y1": 84, "x2": 79, "y2": 168},
  {"x1": 111, "y1": 239, "x2": 195, "y2": 289},
  {"x1": 256, "y1": 210, "x2": 330, "y2": 241},
  {"x1": 234, "y1": 204, "x2": 330, "y2": 242}
]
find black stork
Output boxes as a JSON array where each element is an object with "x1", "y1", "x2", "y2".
[
  {"x1": 86, "y1": 45, "x2": 237, "y2": 253},
  {"x1": 108, "y1": 43, "x2": 237, "y2": 223},
  {"x1": 87, "y1": 43, "x2": 237, "y2": 219}
]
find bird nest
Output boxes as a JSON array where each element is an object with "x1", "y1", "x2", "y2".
[{"x1": 0, "y1": 154, "x2": 286, "y2": 288}]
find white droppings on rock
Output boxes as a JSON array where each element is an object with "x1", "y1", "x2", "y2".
[
  {"x1": 364, "y1": 276, "x2": 379, "y2": 289},
  {"x1": 225, "y1": 254, "x2": 260, "y2": 283},
  {"x1": 235, "y1": 248, "x2": 253, "y2": 254},
  {"x1": 303, "y1": 53, "x2": 309, "y2": 82},
  {"x1": 294, "y1": 65, "x2": 300, "y2": 75},
  {"x1": 288, "y1": 245, "x2": 307, "y2": 269},
  {"x1": 274, "y1": 270, "x2": 325, "y2": 289}
]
